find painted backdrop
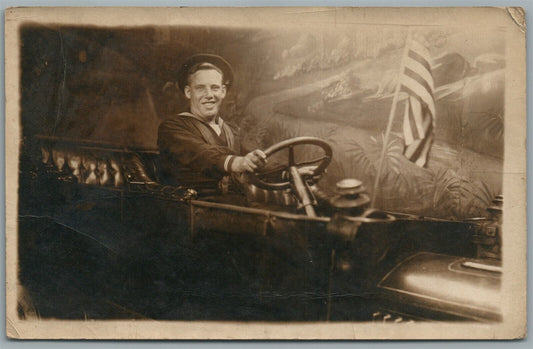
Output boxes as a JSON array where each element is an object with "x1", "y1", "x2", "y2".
[{"x1": 20, "y1": 24, "x2": 504, "y2": 219}]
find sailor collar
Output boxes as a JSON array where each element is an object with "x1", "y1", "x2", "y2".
[{"x1": 179, "y1": 112, "x2": 224, "y2": 136}]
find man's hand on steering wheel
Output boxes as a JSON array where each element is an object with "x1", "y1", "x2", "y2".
[{"x1": 230, "y1": 149, "x2": 267, "y2": 173}]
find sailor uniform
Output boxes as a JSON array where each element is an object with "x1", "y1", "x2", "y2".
[{"x1": 157, "y1": 112, "x2": 240, "y2": 192}]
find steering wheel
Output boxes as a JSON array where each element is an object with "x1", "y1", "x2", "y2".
[
  {"x1": 249, "y1": 137, "x2": 332, "y2": 217},
  {"x1": 250, "y1": 137, "x2": 332, "y2": 190}
]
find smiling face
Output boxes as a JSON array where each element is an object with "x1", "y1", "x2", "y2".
[{"x1": 184, "y1": 68, "x2": 227, "y2": 122}]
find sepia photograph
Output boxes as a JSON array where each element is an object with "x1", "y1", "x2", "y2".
[{"x1": 4, "y1": 7, "x2": 527, "y2": 339}]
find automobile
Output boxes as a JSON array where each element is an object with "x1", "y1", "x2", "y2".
[{"x1": 17, "y1": 132, "x2": 503, "y2": 322}]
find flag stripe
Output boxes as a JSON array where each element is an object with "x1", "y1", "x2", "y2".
[
  {"x1": 407, "y1": 49, "x2": 431, "y2": 73},
  {"x1": 410, "y1": 96, "x2": 426, "y2": 139},
  {"x1": 404, "y1": 67, "x2": 433, "y2": 98},
  {"x1": 404, "y1": 141, "x2": 419, "y2": 160},
  {"x1": 415, "y1": 134, "x2": 433, "y2": 167},
  {"x1": 407, "y1": 99, "x2": 420, "y2": 141},
  {"x1": 400, "y1": 80, "x2": 436, "y2": 117},
  {"x1": 406, "y1": 121, "x2": 433, "y2": 161},
  {"x1": 422, "y1": 108, "x2": 432, "y2": 131},
  {"x1": 422, "y1": 102, "x2": 435, "y2": 128},
  {"x1": 400, "y1": 38, "x2": 435, "y2": 168},
  {"x1": 403, "y1": 100, "x2": 414, "y2": 145},
  {"x1": 405, "y1": 115, "x2": 433, "y2": 158},
  {"x1": 404, "y1": 57, "x2": 434, "y2": 92}
]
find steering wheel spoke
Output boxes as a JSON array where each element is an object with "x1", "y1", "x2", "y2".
[{"x1": 288, "y1": 145, "x2": 295, "y2": 166}]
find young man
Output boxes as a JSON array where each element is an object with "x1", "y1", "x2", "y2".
[{"x1": 157, "y1": 54, "x2": 267, "y2": 193}]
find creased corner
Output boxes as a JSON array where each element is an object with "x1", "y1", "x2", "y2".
[
  {"x1": 6, "y1": 317, "x2": 21, "y2": 339},
  {"x1": 507, "y1": 7, "x2": 526, "y2": 33}
]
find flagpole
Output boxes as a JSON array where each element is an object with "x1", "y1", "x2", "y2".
[{"x1": 370, "y1": 29, "x2": 412, "y2": 208}]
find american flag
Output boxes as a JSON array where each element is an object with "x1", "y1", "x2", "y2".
[{"x1": 400, "y1": 39, "x2": 435, "y2": 167}]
